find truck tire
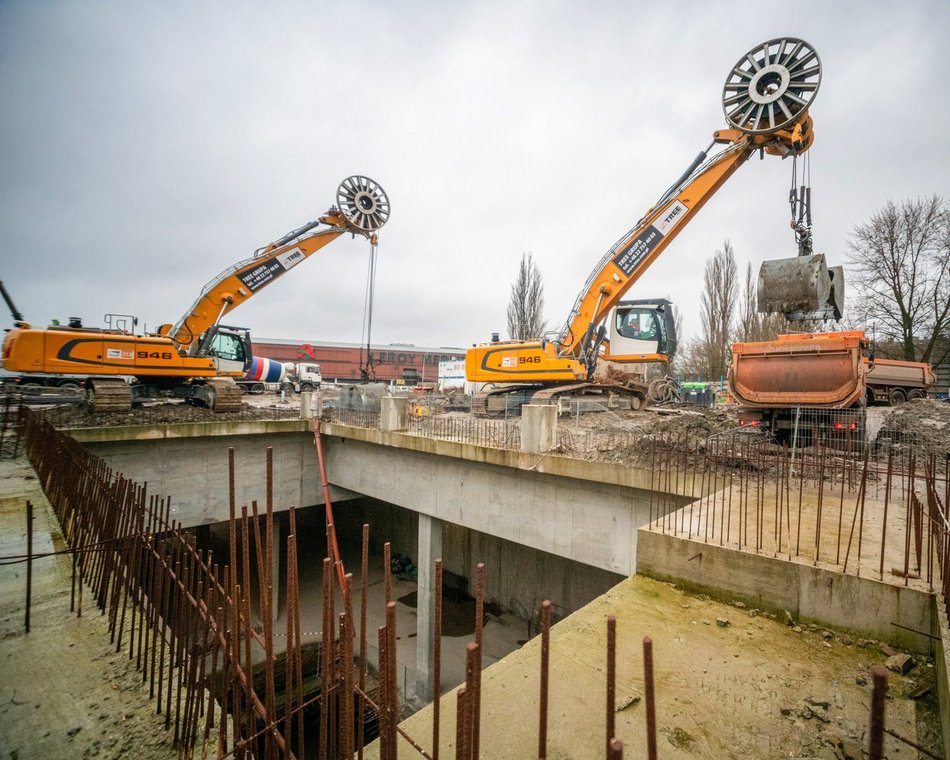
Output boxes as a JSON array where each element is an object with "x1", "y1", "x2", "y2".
[
  {"x1": 252, "y1": 383, "x2": 265, "y2": 394},
  {"x1": 888, "y1": 388, "x2": 906, "y2": 405},
  {"x1": 908, "y1": 388, "x2": 926, "y2": 401},
  {"x1": 300, "y1": 383, "x2": 313, "y2": 392}
]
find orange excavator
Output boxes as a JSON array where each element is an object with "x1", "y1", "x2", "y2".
[
  {"x1": 466, "y1": 37, "x2": 842, "y2": 415},
  {"x1": 2, "y1": 176, "x2": 389, "y2": 411}
]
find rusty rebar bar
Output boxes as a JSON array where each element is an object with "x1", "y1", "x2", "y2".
[
  {"x1": 538, "y1": 600, "x2": 552, "y2": 759},
  {"x1": 605, "y1": 615, "x2": 616, "y2": 755},
  {"x1": 868, "y1": 665, "x2": 886, "y2": 760},
  {"x1": 473, "y1": 562, "x2": 484, "y2": 759},
  {"x1": 433, "y1": 558, "x2": 443, "y2": 760},
  {"x1": 24, "y1": 500, "x2": 32, "y2": 632},
  {"x1": 359, "y1": 524, "x2": 369, "y2": 760},
  {"x1": 643, "y1": 637, "x2": 657, "y2": 760}
]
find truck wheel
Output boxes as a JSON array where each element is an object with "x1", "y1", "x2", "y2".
[
  {"x1": 888, "y1": 388, "x2": 906, "y2": 405},
  {"x1": 300, "y1": 383, "x2": 313, "y2": 392},
  {"x1": 252, "y1": 383, "x2": 265, "y2": 394},
  {"x1": 908, "y1": 389, "x2": 926, "y2": 401},
  {"x1": 238, "y1": 384, "x2": 248, "y2": 395}
]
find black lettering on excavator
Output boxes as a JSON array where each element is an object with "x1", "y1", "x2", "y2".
[
  {"x1": 137, "y1": 351, "x2": 173, "y2": 360},
  {"x1": 612, "y1": 226, "x2": 662, "y2": 276},
  {"x1": 238, "y1": 259, "x2": 287, "y2": 292}
]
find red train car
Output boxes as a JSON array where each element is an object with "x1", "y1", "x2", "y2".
[{"x1": 251, "y1": 338, "x2": 465, "y2": 384}]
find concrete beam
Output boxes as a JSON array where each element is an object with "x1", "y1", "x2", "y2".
[
  {"x1": 79, "y1": 430, "x2": 357, "y2": 528},
  {"x1": 321, "y1": 436, "x2": 687, "y2": 576}
]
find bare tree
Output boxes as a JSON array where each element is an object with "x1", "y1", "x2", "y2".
[
  {"x1": 506, "y1": 252, "x2": 546, "y2": 340},
  {"x1": 847, "y1": 196, "x2": 950, "y2": 364},
  {"x1": 695, "y1": 241, "x2": 739, "y2": 380},
  {"x1": 738, "y1": 261, "x2": 787, "y2": 342}
]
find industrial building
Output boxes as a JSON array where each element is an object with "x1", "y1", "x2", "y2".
[{"x1": 252, "y1": 338, "x2": 466, "y2": 385}]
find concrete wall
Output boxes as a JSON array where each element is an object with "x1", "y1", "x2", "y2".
[
  {"x1": 333, "y1": 498, "x2": 624, "y2": 618},
  {"x1": 77, "y1": 424, "x2": 355, "y2": 526},
  {"x1": 321, "y1": 435, "x2": 686, "y2": 576},
  {"x1": 74, "y1": 421, "x2": 690, "y2": 576},
  {"x1": 636, "y1": 528, "x2": 935, "y2": 654},
  {"x1": 935, "y1": 597, "x2": 950, "y2": 760}
]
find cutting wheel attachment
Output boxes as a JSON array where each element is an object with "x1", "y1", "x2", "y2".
[
  {"x1": 722, "y1": 37, "x2": 821, "y2": 134},
  {"x1": 337, "y1": 175, "x2": 390, "y2": 232}
]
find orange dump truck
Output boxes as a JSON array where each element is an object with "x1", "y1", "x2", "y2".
[{"x1": 728, "y1": 331, "x2": 935, "y2": 445}]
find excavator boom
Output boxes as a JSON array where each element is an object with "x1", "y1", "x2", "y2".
[
  {"x1": 163, "y1": 175, "x2": 390, "y2": 349},
  {"x1": 468, "y1": 37, "x2": 834, "y2": 393}
]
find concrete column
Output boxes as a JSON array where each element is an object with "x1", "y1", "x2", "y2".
[
  {"x1": 380, "y1": 396, "x2": 409, "y2": 432},
  {"x1": 300, "y1": 391, "x2": 313, "y2": 419},
  {"x1": 521, "y1": 403, "x2": 557, "y2": 453},
  {"x1": 415, "y1": 513, "x2": 444, "y2": 701}
]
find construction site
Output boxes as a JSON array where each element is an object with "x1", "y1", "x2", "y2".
[{"x1": 1, "y1": 33, "x2": 949, "y2": 760}]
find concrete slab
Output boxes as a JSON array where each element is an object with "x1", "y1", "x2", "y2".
[{"x1": 373, "y1": 575, "x2": 929, "y2": 759}]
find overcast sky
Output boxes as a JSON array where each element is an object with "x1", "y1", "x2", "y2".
[{"x1": 2, "y1": 1, "x2": 948, "y2": 352}]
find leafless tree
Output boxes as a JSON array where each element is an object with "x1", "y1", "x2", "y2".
[
  {"x1": 506, "y1": 252, "x2": 546, "y2": 340},
  {"x1": 738, "y1": 261, "x2": 787, "y2": 342},
  {"x1": 847, "y1": 196, "x2": 950, "y2": 365},
  {"x1": 695, "y1": 241, "x2": 739, "y2": 380}
]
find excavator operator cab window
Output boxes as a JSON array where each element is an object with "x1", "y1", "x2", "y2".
[
  {"x1": 616, "y1": 307, "x2": 665, "y2": 346},
  {"x1": 209, "y1": 332, "x2": 246, "y2": 363}
]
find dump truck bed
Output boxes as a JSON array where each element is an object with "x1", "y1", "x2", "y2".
[
  {"x1": 729, "y1": 331, "x2": 867, "y2": 409},
  {"x1": 865, "y1": 358, "x2": 936, "y2": 389}
]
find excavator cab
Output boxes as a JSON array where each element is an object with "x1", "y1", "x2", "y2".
[
  {"x1": 193, "y1": 324, "x2": 252, "y2": 376},
  {"x1": 606, "y1": 299, "x2": 677, "y2": 362},
  {"x1": 720, "y1": 38, "x2": 844, "y2": 321}
]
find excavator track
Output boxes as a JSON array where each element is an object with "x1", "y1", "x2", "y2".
[
  {"x1": 206, "y1": 378, "x2": 244, "y2": 412},
  {"x1": 87, "y1": 379, "x2": 132, "y2": 412},
  {"x1": 472, "y1": 381, "x2": 647, "y2": 417},
  {"x1": 531, "y1": 382, "x2": 646, "y2": 410}
]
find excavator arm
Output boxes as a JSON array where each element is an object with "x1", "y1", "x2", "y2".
[
  {"x1": 161, "y1": 175, "x2": 389, "y2": 351},
  {"x1": 467, "y1": 37, "x2": 837, "y2": 387}
]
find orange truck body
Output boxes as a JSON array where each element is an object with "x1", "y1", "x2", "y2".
[
  {"x1": 729, "y1": 331, "x2": 868, "y2": 410},
  {"x1": 729, "y1": 331, "x2": 937, "y2": 445},
  {"x1": 730, "y1": 331, "x2": 936, "y2": 410}
]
